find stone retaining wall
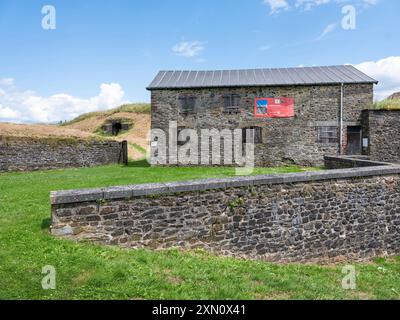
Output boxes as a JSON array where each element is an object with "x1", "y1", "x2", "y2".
[
  {"x1": 362, "y1": 110, "x2": 400, "y2": 163},
  {"x1": 51, "y1": 166, "x2": 400, "y2": 263},
  {"x1": 324, "y1": 155, "x2": 390, "y2": 169},
  {"x1": 0, "y1": 136, "x2": 128, "y2": 172}
]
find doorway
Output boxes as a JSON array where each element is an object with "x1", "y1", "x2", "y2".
[
  {"x1": 111, "y1": 121, "x2": 122, "y2": 136},
  {"x1": 346, "y1": 126, "x2": 362, "y2": 155}
]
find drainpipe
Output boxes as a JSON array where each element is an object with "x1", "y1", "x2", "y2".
[{"x1": 339, "y1": 83, "x2": 344, "y2": 155}]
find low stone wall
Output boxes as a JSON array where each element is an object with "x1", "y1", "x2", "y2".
[
  {"x1": 51, "y1": 166, "x2": 400, "y2": 263},
  {"x1": 324, "y1": 155, "x2": 390, "y2": 169},
  {"x1": 0, "y1": 136, "x2": 128, "y2": 172},
  {"x1": 362, "y1": 109, "x2": 400, "y2": 163}
]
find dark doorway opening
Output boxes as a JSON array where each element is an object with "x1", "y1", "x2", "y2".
[
  {"x1": 347, "y1": 126, "x2": 362, "y2": 155},
  {"x1": 112, "y1": 121, "x2": 122, "y2": 136},
  {"x1": 101, "y1": 119, "x2": 132, "y2": 136}
]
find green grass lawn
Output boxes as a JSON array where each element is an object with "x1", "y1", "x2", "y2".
[{"x1": 0, "y1": 161, "x2": 399, "y2": 300}]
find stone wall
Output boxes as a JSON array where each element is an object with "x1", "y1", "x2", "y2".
[
  {"x1": 0, "y1": 136, "x2": 128, "y2": 172},
  {"x1": 324, "y1": 155, "x2": 390, "y2": 169},
  {"x1": 51, "y1": 165, "x2": 400, "y2": 263},
  {"x1": 362, "y1": 110, "x2": 400, "y2": 163},
  {"x1": 150, "y1": 84, "x2": 373, "y2": 167}
]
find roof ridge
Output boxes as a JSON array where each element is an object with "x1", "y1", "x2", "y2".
[
  {"x1": 156, "y1": 65, "x2": 355, "y2": 73},
  {"x1": 147, "y1": 65, "x2": 378, "y2": 90}
]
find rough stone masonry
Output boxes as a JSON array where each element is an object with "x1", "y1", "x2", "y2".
[
  {"x1": 0, "y1": 136, "x2": 128, "y2": 172},
  {"x1": 51, "y1": 164, "x2": 400, "y2": 263},
  {"x1": 150, "y1": 84, "x2": 373, "y2": 167},
  {"x1": 362, "y1": 109, "x2": 400, "y2": 164}
]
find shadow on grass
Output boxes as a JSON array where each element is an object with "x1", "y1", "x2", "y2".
[
  {"x1": 126, "y1": 159, "x2": 151, "y2": 168},
  {"x1": 41, "y1": 218, "x2": 51, "y2": 230}
]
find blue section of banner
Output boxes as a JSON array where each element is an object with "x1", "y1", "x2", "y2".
[{"x1": 257, "y1": 99, "x2": 268, "y2": 107}]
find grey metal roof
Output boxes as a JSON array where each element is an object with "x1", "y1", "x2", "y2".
[{"x1": 147, "y1": 65, "x2": 378, "y2": 90}]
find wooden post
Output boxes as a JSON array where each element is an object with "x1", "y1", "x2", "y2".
[{"x1": 121, "y1": 140, "x2": 128, "y2": 165}]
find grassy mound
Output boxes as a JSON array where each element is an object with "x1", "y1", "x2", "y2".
[
  {"x1": 61, "y1": 103, "x2": 150, "y2": 126},
  {"x1": 373, "y1": 99, "x2": 400, "y2": 110}
]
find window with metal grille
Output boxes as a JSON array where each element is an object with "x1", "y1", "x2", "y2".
[
  {"x1": 316, "y1": 126, "x2": 338, "y2": 143},
  {"x1": 242, "y1": 127, "x2": 263, "y2": 144},
  {"x1": 179, "y1": 96, "x2": 196, "y2": 114},
  {"x1": 223, "y1": 94, "x2": 240, "y2": 113}
]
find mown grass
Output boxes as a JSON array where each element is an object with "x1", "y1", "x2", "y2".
[
  {"x1": 129, "y1": 142, "x2": 147, "y2": 155},
  {"x1": 373, "y1": 98, "x2": 400, "y2": 110},
  {"x1": 61, "y1": 103, "x2": 150, "y2": 126},
  {"x1": 0, "y1": 162, "x2": 399, "y2": 300}
]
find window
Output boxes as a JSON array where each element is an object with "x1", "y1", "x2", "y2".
[
  {"x1": 223, "y1": 94, "x2": 240, "y2": 113},
  {"x1": 242, "y1": 127, "x2": 263, "y2": 144},
  {"x1": 179, "y1": 96, "x2": 196, "y2": 114},
  {"x1": 316, "y1": 126, "x2": 338, "y2": 143}
]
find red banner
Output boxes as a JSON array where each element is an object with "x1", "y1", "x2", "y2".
[{"x1": 254, "y1": 97, "x2": 295, "y2": 118}]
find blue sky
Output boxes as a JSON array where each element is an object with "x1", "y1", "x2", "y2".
[{"x1": 0, "y1": 0, "x2": 399, "y2": 123}]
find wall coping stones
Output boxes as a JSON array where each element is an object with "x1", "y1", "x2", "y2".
[
  {"x1": 50, "y1": 164, "x2": 400, "y2": 205},
  {"x1": 324, "y1": 155, "x2": 392, "y2": 168},
  {"x1": 51, "y1": 188, "x2": 104, "y2": 204},
  {"x1": 0, "y1": 134, "x2": 114, "y2": 144}
]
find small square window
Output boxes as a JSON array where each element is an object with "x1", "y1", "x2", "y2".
[
  {"x1": 179, "y1": 96, "x2": 195, "y2": 114},
  {"x1": 223, "y1": 94, "x2": 240, "y2": 114},
  {"x1": 316, "y1": 126, "x2": 338, "y2": 143}
]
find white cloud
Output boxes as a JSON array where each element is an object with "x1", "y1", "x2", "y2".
[
  {"x1": 335, "y1": 0, "x2": 379, "y2": 8},
  {"x1": 354, "y1": 56, "x2": 400, "y2": 101},
  {"x1": 361, "y1": 0, "x2": 378, "y2": 7},
  {"x1": 259, "y1": 45, "x2": 272, "y2": 51},
  {"x1": 172, "y1": 41, "x2": 206, "y2": 58},
  {"x1": 263, "y1": 0, "x2": 290, "y2": 13},
  {"x1": 265, "y1": 0, "x2": 379, "y2": 13},
  {"x1": 315, "y1": 23, "x2": 337, "y2": 41},
  {"x1": 0, "y1": 81, "x2": 128, "y2": 123},
  {"x1": 0, "y1": 78, "x2": 15, "y2": 86},
  {"x1": 0, "y1": 103, "x2": 21, "y2": 120},
  {"x1": 296, "y1": 0, "x2": 331, "y2": 11}
]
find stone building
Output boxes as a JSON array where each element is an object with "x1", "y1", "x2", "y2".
[{"x1": 147, "y1": 65, "x2": 377, "y2": 167}]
